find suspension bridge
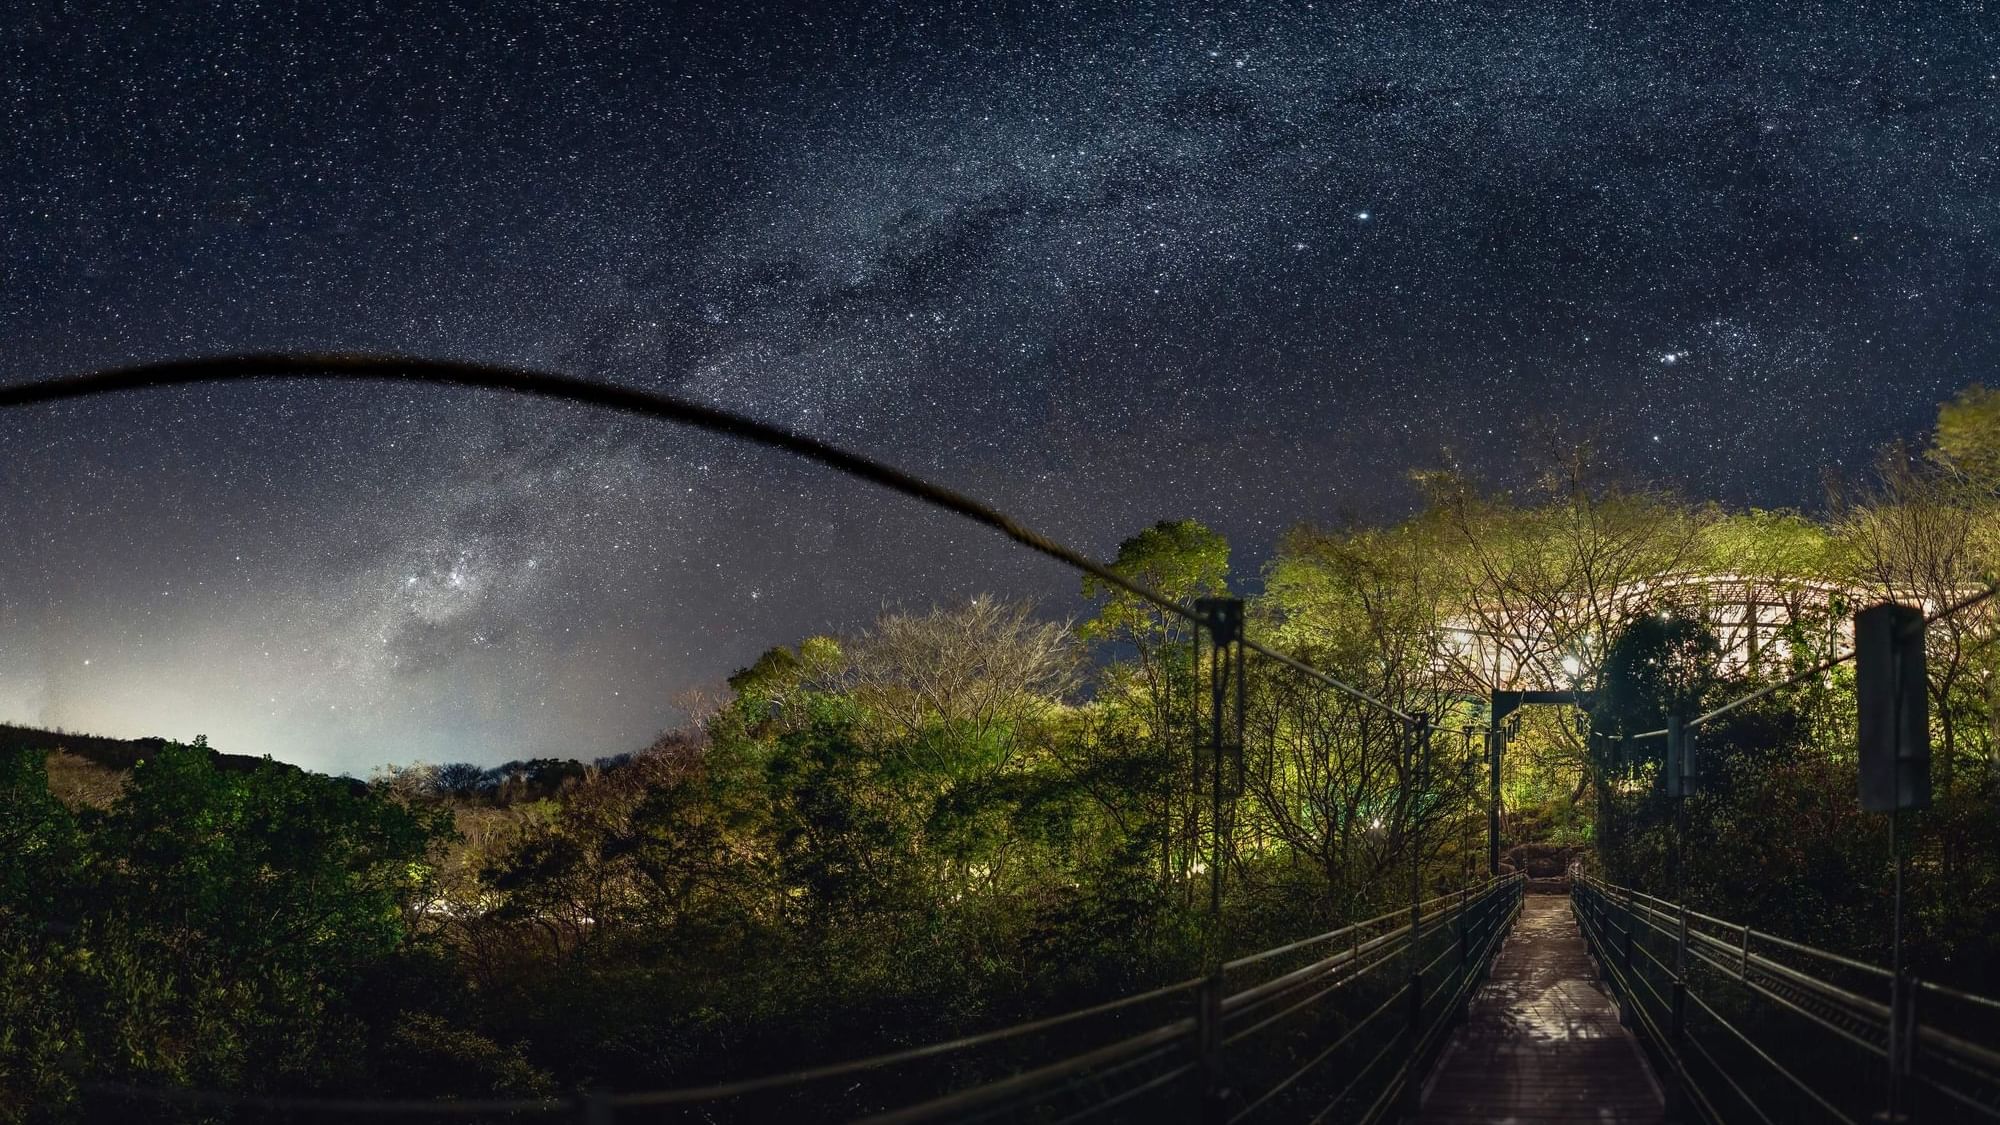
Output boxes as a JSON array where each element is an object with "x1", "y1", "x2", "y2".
[
  {"x1": 77, "y1": 871, "x2": 2000, "y2": 1123},
  {"x1": 8, "y1": 355, "x2": 2000, "y2": 1122}
]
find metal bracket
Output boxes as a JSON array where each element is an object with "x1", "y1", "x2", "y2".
[{"x1": 1195, "y1": 597, "x2": 1244, "y2": 647}]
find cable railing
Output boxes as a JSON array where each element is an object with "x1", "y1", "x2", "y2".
[
  {"x1": 1216, "y1": 873, "x2": 1522, "y2": 1124},
  {"x1": 1573, "y1": 873, "x2": 2000, "y2": 1124},
  {"x1": 88, "y1": 875, "x2": 1525, "y2": 1122}
]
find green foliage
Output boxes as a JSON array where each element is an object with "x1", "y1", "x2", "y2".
[
  {"x1": 1079, "y1": 518, "x2": 1229, "y2": 645},
  {"x1": 1932, "y1": 382, "x2": 2000, "y2": 487},
  {"x1": 0, "y1": 739, "x2": 524, "y2": 1114},
  {"x1": 1701, "y1": 509, "x2": 1845, "y2": 578},
  {"x1": 17, "y1": 378, "x2": 2000, "y2": 1110},
  {"x1": 1594, "y1": 615, "x2": 1721, "y2": 739}
]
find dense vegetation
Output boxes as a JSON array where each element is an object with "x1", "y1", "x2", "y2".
[{"x1": 6, "y1": 386, "x2": 2000, "y2": 1117}]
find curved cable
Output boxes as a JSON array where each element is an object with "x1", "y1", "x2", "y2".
[
  {"x1": 1, "y1": 352, "x2": 1198, "y2": 623},
  {"x1": 2, "y1": 353, "x2": 1422, "y2": 721}
]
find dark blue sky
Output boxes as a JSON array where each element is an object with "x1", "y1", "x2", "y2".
[{"x1": 2, "y1": 3, "x2": 1994, "y2": 772}]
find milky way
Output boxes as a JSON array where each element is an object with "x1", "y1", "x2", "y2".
[{"x1": 2, "y1": 5, "x2": 1995, "y2": 773}]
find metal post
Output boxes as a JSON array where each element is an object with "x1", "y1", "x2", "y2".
[
  {"x1": 1409, "y1": 714, "x2": 1431, "y2": 954},
  {"x1": 1672, "y1": 901, "x2": 1688, "y2": 1040},
  {"x1": 1487, "y1": 716, "x2": 1502, "y2": 877},
  {"x1": 1197, "y1": 970, "x2": 1227, "y2": 1125},
  {"x1": 1401, "y1": 713, "x2": 1429, "y2": 1111},
  {"x1": 1193, "y1": 598, "x2": 1242, "y2": 1123},
  {"x1": 1404, "y1": 939, "x2": 1424, "y2": 1115},
  {"x1": 1666, "y1": 896, "x2": 1691, "y2": 1123},
  {"x1": 1620, "y1": 887, "x2": 1637, "y2": 1030},
  {"x1": 1887, "y1": 625, "x2": 1907, "y2": 1125},
  {"x1": 1886, "y1": 808, "x2": 1907, "y2": 1124},
  {"x1": 1195, "y1": 598, "x2": 1244, "y2": 947},
  {"x1": 578, "y1": 1088, "x2": 613, "y2": 1125},
  {"x1": 1881, "y1": 613, "x2": 1910, "y2": 1124},
  {"x1": 1858, "y1": 601, "x2": 1927, "y2": 1124},
  {"x1": 1464, "y1": 876, "x2": 1480, "y2": 964},
  {"x1": 1666, "y1": 713, "x2": 1689, "y2": 1044},
  {"x1": 1461, "y1": 727, "x2": 1477, "y2": 890},
  {"x1": 1899, "y1": 976, "x2": 1921, "y2": 1120}
]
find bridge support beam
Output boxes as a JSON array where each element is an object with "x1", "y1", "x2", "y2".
[
  {"x1": 1195, "y1": 971, "x2": 1227, "y2": 1124},
  {"x1": 1399, "y1": 967, "x2": 1425, "y2": 1115},
  {"x1": 1485, "y1": 690, "x2": 1597, "y2": 876},
  {"x1": 1193, "y1": 598, "x2": 1242, "y2": 1125},
  {"x1": 1195, "y1": 597, "x2": 1244, "y2": 948},
  {"x1": 1487, "y1": 710, "x2": 1502, "y2": 876}
]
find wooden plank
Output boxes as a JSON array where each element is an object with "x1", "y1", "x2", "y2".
[{"x1": 1410, "y1": 893, "x2": 1664, "y2": 1124}]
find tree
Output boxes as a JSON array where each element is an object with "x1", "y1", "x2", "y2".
[
  {"x1": 1079, "y1": 520, "x2": 1231, "y2": 893},
  {"x1": 0, "y1": 741, "x2": 483, "y2": 1109},
  {"x1": 434, "y1": 761, "x2": 493, "y2": 798},
  {"x1": 1587, "y1": 615, "x2": 1720, "y2": 886},
  {"x1": 1932, "y1": 383, "x2": 2000, "y2": 492},
  {"x1": 844, "y1": 596, "x2": 1078, "y2": 780},
  {"x1": 1420, "y1": 464, "x2": 1708, "y2": 832},
  {"x1": 1251, "y1": 522, "x2": 1477, "y2": 925},
  {"x1": 1845, "y1": 446, "x2": 1989, "y2": 789}
]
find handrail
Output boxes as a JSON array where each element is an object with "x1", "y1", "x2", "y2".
[
  {"x1": 601, "y1": 971, "x2": 1207, "y2": 1106},
  {"x1": 1222, "y1": 928, "x2": 1407, "y2": 1020},
  {"x1": 91, "y1": 874, "x2": 1526, "y2": 1122},
  {"x1": 1579, "y1": 873, "x2": 1893, "y2": 980},
  {"x1": 1224, "y1": 871, "x2": 1516, "y2": 971},
  {"x1": 1573, "y1": 876, "x2": 2000, "y2": 1125}
]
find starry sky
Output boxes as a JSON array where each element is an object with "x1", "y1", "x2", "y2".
[{"x1": 2, "y1": 4, "x2": 1995, "y2": 774}]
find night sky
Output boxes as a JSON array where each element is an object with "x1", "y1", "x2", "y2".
[{"x1": 3, "y1": 5, "x2": 1995, "y2": 774}]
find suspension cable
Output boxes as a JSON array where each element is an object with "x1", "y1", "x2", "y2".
[
  {"x1": 3, "y1": 353, "x2": 1422, "y2": 724},
  {"x1": 0, "y1": 353, "x2": 1201, "y2": 626},
  {"x1": 1240, "y1": 637, "x2": 1417, "y2": 723}
]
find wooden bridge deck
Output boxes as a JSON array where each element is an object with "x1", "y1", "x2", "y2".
[{"x1": 1411, "y1": 893, "x2": 1664, "y2": 1124}]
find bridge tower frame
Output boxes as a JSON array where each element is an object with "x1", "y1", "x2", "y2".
[{"x1": 1485, "y1": 689, "x2": 1595, "y2": 876}]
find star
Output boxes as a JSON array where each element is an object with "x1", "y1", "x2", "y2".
[{"x1": 0, "y1": 3, "x2": 1981, "y2": 771}]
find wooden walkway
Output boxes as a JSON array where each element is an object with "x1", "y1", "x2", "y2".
[{"x1": 1411, "y1": 893, "x2": 1664, "y2": 1124}]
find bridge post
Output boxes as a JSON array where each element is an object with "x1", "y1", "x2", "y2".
[
  {"x1": 1664, "y1": 899, "x2": 1691, "y2": 1122},
  {"x1": 1193, "y1": 598, "x2": 1242, "y2": 1125},
  {"x1": 1666, "y1": 715, "x2": 1691, "y2": 1046},
  {"x1": 1876, "y1": 967, "x2": 1921, "y2": 1125},
  {"x1": 1194, "y1": 597, "x2": 1245, "y2": 947},
  {"x1": 1487, "y1": 715, "x2": 1502, "y2": 877},
  {"x1": 1618, "y1": 888, "x2": 1636, "y2": 1031},
  {"x1": 1886, "y1": 973, "x2": 1919, "y2": 1124},
  {"x1": 1401, "y1": 964, "x2": 1424, "y2": 1114},
  {"x1": 1671, "y1": 906, "x2": 1688, "y2": 1043},
  {"x1": 1858, "y1": 603, "x2": 1929, "y2": 1125},
  {"x1": 1400, "y1": 713, "x2": 1428, "y2": 1115},
  {"x1": 1406, "y1": 713, "x2": 1430, "y2": 976},
  {"x1": 1196, "y1": 971, "x2": 1227, "y2": 1124},
  {"x1": 1458, "y1": 882, "x2": 1482, "y2": 1006}
]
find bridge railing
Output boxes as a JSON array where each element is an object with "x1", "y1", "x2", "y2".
[
  {"x1": 92, "y1": 875, "x2": 1524, "y2": 1123},
  {"x1": 1573, "y1": 873, "x2": 2000, "y2": 1124},
  {"x1": 1215, "y1": 871, "x2": 1521, "y2": 1124}
]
